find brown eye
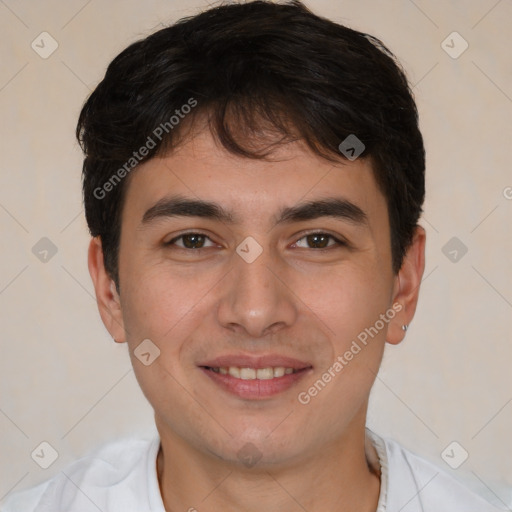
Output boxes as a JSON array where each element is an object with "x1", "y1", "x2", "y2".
[
  {"x1": 306, "y1": 234, "x2": 330, "y2": 248},
  {"x1": 295, "y1": 233, "x2": 342, "y2": 249},
  {"x1": 182, "y1": 234, "x2": 205, "y2": 248},
  {"x1": 167, "y1": 233, "x2": 215, "y2": 249}
]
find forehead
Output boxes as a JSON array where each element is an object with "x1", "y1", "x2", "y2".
[{"x1": 121, "y1": 128, "x2": 387, "y2": 226}]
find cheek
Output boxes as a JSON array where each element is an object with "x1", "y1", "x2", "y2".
[
  {"x1": 301, "y1": 271, "x2": 390, "y2": 418},
  {"x1": 119, "y1": 261, "x2": 206, "y2": 341},
  {"x1": 119, "y1": 269, "x2": 206, "y2": 411},
  {"x1": 318, "y1": 264, "x2": 392, "y2": 340}
]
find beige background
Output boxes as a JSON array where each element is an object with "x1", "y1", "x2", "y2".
[{"x1": 1, "y1": 0, "x2": 511, "y2": 508}]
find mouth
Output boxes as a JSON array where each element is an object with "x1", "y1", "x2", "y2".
[
  {"x1": 204, "y1": 365, "x2": 305, "y2": 378},
  {"x1": 198, "y1": 355, "x2": 313, "y2": 399}
]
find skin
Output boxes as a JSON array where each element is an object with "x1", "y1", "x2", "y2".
[{"x1": 89, "y1": 127, "x2": 425, "y2": 512}]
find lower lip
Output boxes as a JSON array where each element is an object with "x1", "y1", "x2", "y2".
[{"x1": 200, "y1": 367, "x2": 312, "y2": 399}]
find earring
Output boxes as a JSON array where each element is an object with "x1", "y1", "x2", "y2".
[{"x1": 402, "y1": 324, "x2": 409, "y2": 332}]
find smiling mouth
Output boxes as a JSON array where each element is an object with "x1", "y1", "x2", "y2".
[
  {"x1": 199, "y1": 365, "x2": 313, "y2": 399},
  {"x1": 203, "y1": 366, "x2": 308, "y2": 379}
]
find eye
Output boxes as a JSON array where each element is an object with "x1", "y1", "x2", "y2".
[
  {"x1": 165, "y1": 232, "x2": 345, "y2": 251},
  {"x1": 293, "y1": 233, "x2": 345, "y2": 249},
  {"x1": 166, "y1": 233, "x2": 216, "y2": 249}
]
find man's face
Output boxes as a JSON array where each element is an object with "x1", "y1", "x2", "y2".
[{"x1": 107, "y1": 128, "x2": 404, "y2": 466}]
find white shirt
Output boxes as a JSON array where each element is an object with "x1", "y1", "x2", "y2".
[{"x1": 1, "y1": 430, "x2": 506, "y2": 512}]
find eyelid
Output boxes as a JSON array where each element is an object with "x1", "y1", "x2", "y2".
[
  {"x1": 291, "y1": 230, "x2": 348, "y2": 248},
  {"x1": 165, "y1": 231, "x2": 217, "y2": 248},
  {"x1": 164, "y1": 230, "x2": 348, "y2": 250}
]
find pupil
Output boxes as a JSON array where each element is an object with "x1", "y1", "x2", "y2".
[
  {"x1": 183, "y1": 234, "x2": 204, "y2": 248},
  {"x1": 308, "y1": 234, "x2": 328, "y2": 248}
]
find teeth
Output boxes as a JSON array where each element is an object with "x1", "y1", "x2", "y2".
[
  {"x1": 273, "y1": 367, "x2": 285, "y2": 378},
  {"x1": 212, "y1": 366, "x2": 299, "y2": 379},
  {"x1": 256, "y1": 368, "x2": 274, "y2": 380},
  {"x1": 228, "y1": 367, "x2": 240, "y2": 378},
  {"x1": 240, "y1": 368, "x2": 256, "y2": 380}
]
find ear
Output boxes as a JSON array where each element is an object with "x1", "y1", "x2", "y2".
[
  {"x1": 88, "y1": 236, "x2": 126, "y2": 343},
  {"x1": 386, "y1": 225, "x2": 426, "y2": 345}
]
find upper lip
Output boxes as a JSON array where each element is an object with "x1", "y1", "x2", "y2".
[{"x1": 198, "y1": 354, "x2": 313, "y2": 370}]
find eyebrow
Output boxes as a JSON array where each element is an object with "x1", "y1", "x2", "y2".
[{"x1": 140, "y1": 194, "x2": 368, "y2": 228}]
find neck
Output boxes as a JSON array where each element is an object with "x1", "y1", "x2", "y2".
[{"x1": 155, "y1": 417, "x2": 381, "y2": 512}]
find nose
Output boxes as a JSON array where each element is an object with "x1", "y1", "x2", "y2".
[{"x1": 216, "y1": 247, "x2": 298, "y2": 338}]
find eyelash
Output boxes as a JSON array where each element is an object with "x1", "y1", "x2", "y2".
[{"x1": 165, "y1": 231, "x2": 347, "y2": 250}]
